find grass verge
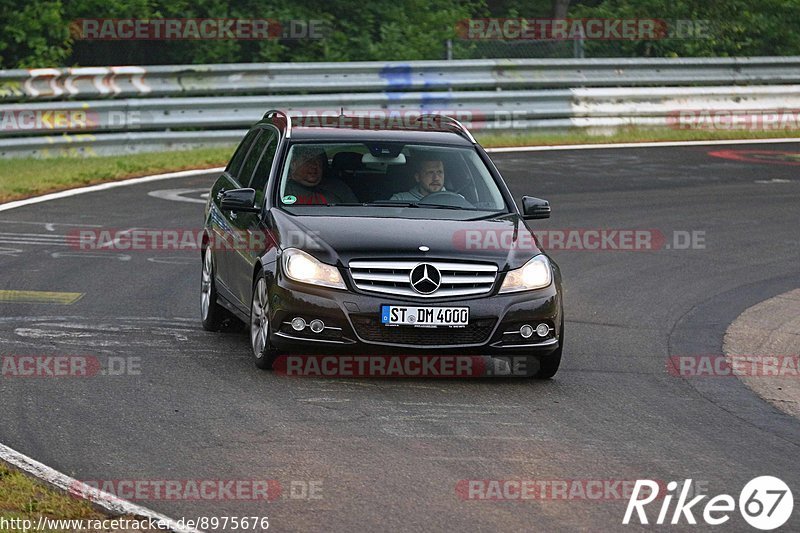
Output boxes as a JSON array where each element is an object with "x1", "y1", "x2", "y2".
[
  {"x1": 0, "y1": 461, "x2": 107, "y2": 528},
  {"x1": 1, "y1": 128, "x2": 799, "y2": 203},
  {"x1": 0, "y1": 146, "x2": 234, "y2": 203}
]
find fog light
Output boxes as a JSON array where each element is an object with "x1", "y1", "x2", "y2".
[
  {"x1": 291, "y1": 317, "x2": 307, "y2": 331},
  {"x1": 519, "y1": 324, "x2": 534, "y2": 339},
  {"x1": 536, "y1": 323, "x2": 551, "y2": 337},
  {"x1": 309, "y1": 319, "x2": 325, "y2": 333}
]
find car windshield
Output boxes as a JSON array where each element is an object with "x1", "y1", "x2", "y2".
[{"x1": 276, "y1": 142, "x2": 508, "y2": 214}]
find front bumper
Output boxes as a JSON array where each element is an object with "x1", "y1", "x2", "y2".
[{"x1": 268, "y1": 270, "x2": 562, "y2": 356}]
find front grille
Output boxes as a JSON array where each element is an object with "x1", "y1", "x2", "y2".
[
  {"x1": 351, "y1": 316, "x2": 496, "y2": 346},
  {"x1": 349, "y1": 260, "x2": 498, "y2": 298}
]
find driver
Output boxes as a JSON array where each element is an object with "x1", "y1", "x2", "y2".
[{"x1": 390, "y1": 158, "x2": 447, "y2": 201}]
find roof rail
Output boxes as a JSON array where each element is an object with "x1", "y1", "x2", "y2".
[
  {"x1": 416, "y1": 114, "x2": 477, "y2": 144},
  {"x1": 263, "y1": 109, "x2": 292, "y2": 138}
]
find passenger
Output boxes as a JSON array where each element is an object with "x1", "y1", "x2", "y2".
[{"x1": 283, "y1": 146, "x2": 358, "y2": 205}]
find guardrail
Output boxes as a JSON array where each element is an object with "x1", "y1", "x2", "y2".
[
  {"x1": 1, "y1": 57, "x2": 798, "y2": 157},
  {"x1": 2, "y1": 57, "x2": 800, "y2": 102}
]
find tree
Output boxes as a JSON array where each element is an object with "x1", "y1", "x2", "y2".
[
  {"x1": 552, "y1": 0, "x2": 571, "y2": 17},
  {"x1": 0, "y1": 0, "x2": 71, "y2": 69}
]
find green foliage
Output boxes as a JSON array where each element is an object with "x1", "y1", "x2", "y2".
[
  {"x1": 0, "y1": 0, "x2": 797, "y2": 68},
  {"x1": 569, "y1": 0, "x2": 800, "y2": 57},
  {"x1": 0, "y1": 1, "x2": 71, "y2": 68}
]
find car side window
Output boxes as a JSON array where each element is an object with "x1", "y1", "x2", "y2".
[
  {"x1": 249, "y1": 131, "x2": 278, "y2": 206},
  {"x1": 238, "y1": 130, "x2": 271, "y2": 188},
  {"x1": 226, "y1": 129, "x2": 260, "y2": 182}
]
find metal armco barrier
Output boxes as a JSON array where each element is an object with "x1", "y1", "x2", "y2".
[
  {"x1": 1, "y1": 57, "x2": 799, "y2": 102},
  {"x1": 1, "y1": 57, "x2": 798, "y2": 157}
]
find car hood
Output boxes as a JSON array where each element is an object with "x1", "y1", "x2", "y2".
[{"x1": 268, "y1": 210, "x2": 543, "y2": 271}]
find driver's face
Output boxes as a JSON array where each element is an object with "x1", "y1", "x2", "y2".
[
  {"x1": 416, "y1": 160, "x2": 445, "y2": 195},
  {"x1": 290, "y1": 154, "x2": 324, "y2": 187}
]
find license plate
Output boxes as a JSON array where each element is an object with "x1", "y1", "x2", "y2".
[{"x1": 381, "y1": 305, "x2": 469, "y2": 327}]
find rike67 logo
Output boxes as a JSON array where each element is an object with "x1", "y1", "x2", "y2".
[{"x1": 624, "y1": 476, "x2": 793, "y2": 530}]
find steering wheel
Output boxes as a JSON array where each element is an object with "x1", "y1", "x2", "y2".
[
  {"x1": 451, "y1": 183, "x2": 479, "y2": 203},
  {"x1": 418, "y1": 190, "x2": 475, "y2": 209}
]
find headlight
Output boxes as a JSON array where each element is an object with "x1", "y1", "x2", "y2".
[
  {"x1": 499, "y1": 254, "x2": 552, "y2": 293},
  {"x1": 282, "y1": 248, "x2": 346, "y2": 290}
]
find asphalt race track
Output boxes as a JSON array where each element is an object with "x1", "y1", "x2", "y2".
[{"x1": 1, "y1": 141, "x2": 798, "y2": 531}]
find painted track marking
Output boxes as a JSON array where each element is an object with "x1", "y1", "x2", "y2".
[{"x1": 0, "y1": 290, "x2": 84, "y2": 305}]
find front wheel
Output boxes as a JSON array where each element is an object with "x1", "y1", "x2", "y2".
[
  {"x1": 201, "y1": 248, "x2": 226, "y2": 331},
  {"x1": 250, "y1": 274, "x2": 278, "y2": 370}
]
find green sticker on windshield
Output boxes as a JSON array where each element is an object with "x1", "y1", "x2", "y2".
[{"x1": 282, "y1": 195, "x2": 297, "y2": 204}]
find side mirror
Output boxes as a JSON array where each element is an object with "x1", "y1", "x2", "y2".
[
  {"x1": 521, "y1": 196, "x2": 551, "y2": 219},
  {"x1": 220, "y1": 188, "x2": 260, "y2": 213}
]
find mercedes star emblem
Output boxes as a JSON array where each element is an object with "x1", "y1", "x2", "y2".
[{"x1": 410, "y1": 263, "x2": 441, "y2": 294}]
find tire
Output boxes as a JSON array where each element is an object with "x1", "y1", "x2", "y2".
[
  {"x1": 533, "y1": 317, "x2": 564, "y2": 379},
  {"x1": 201, "y1": 247, "x2": 226, "y2": 331},
  {"x1": 250, "y1": 273, "x2": 278, "y2": 370}
]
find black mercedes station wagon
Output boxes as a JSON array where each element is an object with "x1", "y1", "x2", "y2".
[{"x1": 201, "y1": 111, "x2": 564, "y2": 378}]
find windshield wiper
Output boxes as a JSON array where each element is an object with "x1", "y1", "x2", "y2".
[
  {"x1": 465, "y1": 211, "x2": 507, "y2": 221},
  {"x1": 365, "y1": 201, "x2": 421, "y2": 207},
  {"x1": 366, "y1": 201, "x2": 469, "y2": 210},
  {"x1": 414, "y1": 203, "x2": 471, "y2": 210},
  {"x1": 326, "y1": 201, "x2": 478, "y2": 211},
  {"x1": 323, "y1": 201, "x2": 421, "y2": 207}
]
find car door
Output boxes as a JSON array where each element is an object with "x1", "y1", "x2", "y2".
[
  {"x1": 228, "y1": 126, "x2": 279, "y2": 305},
  {"x1": 211, "y1": 128, "x2": 261, "y2": 301}
]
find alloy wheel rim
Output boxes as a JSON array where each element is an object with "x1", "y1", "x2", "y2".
[
  {"x1": 201, "y1": 249, "x2": 212, "y2": 319},
  {"x1": 250, "y1": 278, "x2": 269, "y2": 358}
]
